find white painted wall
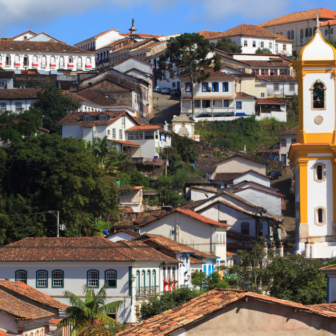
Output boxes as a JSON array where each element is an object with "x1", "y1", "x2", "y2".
[
  {"x1": 0, "y1": 98, "x2": 36, "y2": 113},
  {"x1": 264, "y1": 81, "x2": 298, "y2": 96},
  {"x1": 0, "y1": 311, "x2": 18, "y2": 333},
  {"x1": 106, "y1": 232, "x2": 137, "y2": 242},
  {"x1": 233, "y1": 171, "x2": 270, "y2": 187},
  {"x1": 213, "y1": 156, "x2": 266, "y2": 175},
  {"x1": 190, "y1": 189, "x2": 216, "y2": 201}
]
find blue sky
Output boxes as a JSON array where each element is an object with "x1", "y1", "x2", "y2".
[{"x1": 1, "y1": 0, "x2": 334, "y2": 45}]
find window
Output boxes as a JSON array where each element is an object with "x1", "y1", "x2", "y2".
[
  {"x1": 41, "y1": 55, "x2": 47, "y2": 67},
  {"x1": 119, "y1": 129, "x2": 122, "y2": 139},
  {"x1": 77, "y1": 57, "x2": 82, "y2": 67},
  {"x1": 147, "y1": 270, "x2": 151, "y2": 288},
  {"x1": 172, "y1": 82, "x2": 176, "y2": 88},
  {"x1": 280, "y1": 138, "x2": 286, "y2": 147},
  {"x1": 107, "y1": 130, "x2": 111, "y2": 135},
  {"x1": 300, "y1": 29, "x2": 304, "y2": 39},
  {"x1": 152, "y1": 270, "x2": 156, "y2": 289},
  {"x1": 5, "y1": 54, "x2": 10, "y2": 66},
  {"x1": 261, "y1": 69, "x2": 268, "y2": 75},
  {"x1": 69, "y1": 56, "x2": 73, "y2": 64},
  {"x1": 312, "y1": 81, "x2": 325, "y2": 109},
  {"x1": 141, "y1": 270, "x2": 145, "y2": 287},
  {"x1": 216, "y1": 232, "x2": 225, "y2": 246},
  {"x1": 145, "y1": 131, "x2": 154, "y2": 139},
  {"x1": 87, "y1": 270, "x2": 99, "y2": 288},
  {"x1": 212, "y1": 82, "x2": 219, "y2": 92},
  {"x1": 122, "y1": 115, "x2": 125, "y2": 128},
  {"x1": 241, "y1": 222, "x2": 249, "y2": 235},
  {"x1": 309, "y1": 28, "x2": 313, "y2": 37},
  {"x1": 36, "y1": 270, "x2": 48, "y2": 288},
  {"x1": 213, "y1": 100, "x2": 222, "y2": 107},
  {"x1": 202, "y1": 100, "x2": 211, "y2": 108},
  {"x1": 15, "y1": 55, "x2": 20, "y2": 63},
  {"x1": 315, "y1": 207, "x2": 326, "y2": 225},
  {"x1": 134, "y1": 132, "x2": 138, "y2": 140},
  {"x1": 52, "y1": 270, "x2": 64, "y2": 288},
  {"x1": 314, "y1": 163, "x2": 326, "y2": 182},
  {"x1": 224, "y1": 100, "x2": 230, "y2": 107},
  {"x1": 269, "y1": 42, "x2": 272, "y2": 49},
  {"x1": 287, "y1": 31, "x2": 291, "y2": 40},
  {"x1": 244, "y1": 40, "x2": 248, "y2": 47},
  {"x1": 105, "y1": 270, "x2": 116, "y2": 288},
  {"x1": 112, "y1": 128, "x2": 116, "y2": 139},
  {"x1": 202, "y1": 82, "x2": 208, "y2": 92},
  {"x1": 223, "y1": 82, "x2": 229, "y2": 92},
  {"x1": 185, "y1": 82, "x2": 191, "y2": 92},
  {"x1": 291, "y1": 138, "x2": 296, "y2": 144},
  {"x1": 59, "y1": 56, "x2": 64, "y2": 67},
  {"x1": 260, "y1": 41, "x2": 264, "y2": 48},
  {"x1": 291, "y1": 30, "x2": 294, "y2": 40},
  {"x1": 15, "y1": 102, "x2": 23, "y2": 113},
  {"x1": 0, "y1": 103, "x2": 6, "y2": 113},
  {"x1": 236, "y1": 101, "x2": 242, "y2": 109},
  {"x1": 252, "y1": 69, "x2": 260, "y2": 75},
  {"x1": 273, "y1": 83, "x2": 280, "y2": 91},
  {"x1": 261, "y1": 93, "x2": 265, "y2": 98},
  {"x1": 139, "y1": 131, "x2": 143, "y2": 140},
  {"x1": 252, "y1": 40, "x2": 256, "y2": 48},
  {"x1": 305, "y1": 28, "x2": 309, "y2": 37},
  {"x1": 15, "y1": 270, "x2": 27, "y2": 284},
  {"x1": 331, "y1": 28, "x2": 334, "y2": 34},
  {"x1": 283, "y1": 44, "x2": 287, "y2": 51},
  {"x1": 325, "y1": 29, "x2": 328, "y2": 36},
  {"x1": 289, "y1": 83, "x2": 295, "y2": 91},
  {"x1": 128, "y1": 132, "x2": 133, "y2": 140},
  {"x1": 50, "y1": 56, "x2": 55, "y2": 64},
  {"x1": 23, "y1": 55, "x2": 29, "y2": 66},
  {"x1": 86, "y1": 57, "x2": 91, "y2": 65},
  {"x1": 194, "y1": 100, "x2": 200, "y2": 108},
  {"x1": 280, "y1": 69, "x2": 287, "y2": 75},
  {"x1": 270, "y1": 69, "x2": 278, "y2": 76}
]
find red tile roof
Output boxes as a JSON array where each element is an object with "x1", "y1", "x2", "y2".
[
  {"x1": 236, "y1": 92, "x2": 256, "y2": 98},
  {"x1": 257, "y1": 75, "x2": 297, "y2": 82},
  {"x1": 135, "y1": 234, "x2": 216, "y2": 258},
  {"x1": 319, "y1": 263, "x2": 336, "y2": 271},
  {"x1": 226, "y1": 251, "x2": 237, "y2": 256},
  {"x1": 116, "y1": 289, "x2": 336, "y2": 335},
  {"x1": 0, "y1": 237, "x2": 180, "y2": 262},
  {"x1": 321, "y1": 20, "x2": 336, "y2": 27},
  {"x1": 0, "y1": 288, "x2": 54, "y2": 320},
  {"x1": 0, "y1": 88, "x2": 40, "y2": 99},
  {"x1": 243, "y1": 59, "x2": 291, "y2": 66},
  {"x1": 9, "y1": 30, "x2": 37, "y2": 40},
  {"x1": 0, "y1": 331, "x2": 12, "y2": 336},
  {"x1": 257, "y1": 98, "x2": 287, "y2": 105},
  {"x1": 94, "y1": 28, "x2": 119, "y2": 38},
  {"x1": 259, "y1": 8, "x2": 336, "y2": 27},
  {"x1": 292, "y1": 143, "x2": 331, "y2": 147},
  {"x1": 277, "y1": 125, "x2": 298, "y2": 136},
  {"x1": 0, "y1": 280, "x2": 68, "y2": 310},
  {"x1": 126, "y1": 125, "x2": 161, "y2": 131},
  {"x1": 108, "y1": 140, "x2": 140, "y2": 147},
  {"x1": 273, "y1": 34, "x2": 294, "y2": 42},
  {"x1": 219, "y1": 24, "x2": 276, "y2": 38}
]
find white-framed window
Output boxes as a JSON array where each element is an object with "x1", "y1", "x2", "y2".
[
  {"x1": 273, "y1": 83, "x2": 280, "y2": 91},
  {"x1": 139, "y1": 131, "x2": 143, "y2": 140},
  {"x1": 261, "y1": 41, "x2": 264, "y2": 48},
  {"x1": 86, "y1": 57, "x2": 91, "y2": 65},
  {"x1": 105, "y1": 270, "x2": 117, "y2": 288},
  {"x1": 252, "y1": 40, "x2": 256, "y2": 47},
  {"x1": 289, "y1": 83, "x2": 295, "y2": 91},
  {"x1": 15, "y1": 270, "x2": 27, "y2": 283},
  {"x1": 269, "y1": 42, "x2": 272, "y2": 49},
  {"x1": 52, "y1": 270, "x2": 64, "y2": 288},
  {"x1": 41, "y1": 55, "x2": 47, "y2": 67},
  {"x1": 69, "y1": 56, "x2": 73, "y2": 64},
  {"x1": 107, "y1": 130, "x2": 111, "y2": 135},
  {"x1": 315, "y1": 207, "x2": 326, "y2": 225},
  {"x1": 23, "y1": 55, "x2": 29, "y2": 66},
  {"x1": 128, "y1": 132, "x2": 133, "y2": 140},
  {"x1": 122, "y1": 115, "x2": 126, "y2": 128},
  {"x1": 244, "y1": 40, "x2": 248, "y2": 47},
  {"x1": 87, "y1": 270, "x2": 99, "y2": 288},
  {"x1": 112, "y1": 128, "x2": 116, "y2": 139},
  {"x1": 50, "y1": 56, "x2": 56, "y2": 63},
  {"x1": 77, "y1": 57, "x2": 82, "y2": 67},
  {"x1": 6, "y1": 54, "x2": 10, "y2": 65},
  {"x1": 59, "y1": 56, "x2": 64, "y2": 67},
  {"x1": 36, "y1": 270, "x2": 48, "y2": 288},
  {"x1": 15, "y1": 102, "x2": 23, "y2": 113},
  {"x1": 119, "y1": 129, "x2": 122, "y2": 139},
  {"x1": 134, "y1": 132, "x2": 138, "y2": 140},
  {"x1": 216, "y1": 232, "x2": 225, "y2": 246},
  {"x1": 261, "y1": 92, "x2": 265, "y2": 97},
  {"x1": 0, "y1": 103, "x2": 6, "y2": 113}
]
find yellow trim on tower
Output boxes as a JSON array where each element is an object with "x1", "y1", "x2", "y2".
[
  {"x1": 332, "y1": 158, "x2": 336, "y2": 223},
  {"x1": 305, "y1": 133, "x2": 334, "y2": 143},
  {"x1": 298, "y1": 158, "x2": 309, "y2": 224}
]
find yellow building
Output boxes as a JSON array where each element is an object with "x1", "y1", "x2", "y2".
[{"x1": 288, "y1": 17, "x2": 336, "y2": 258}]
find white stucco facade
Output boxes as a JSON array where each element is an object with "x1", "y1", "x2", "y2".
[{"x1": 233, "y1": 171, "x2": 271, "y2": 187}]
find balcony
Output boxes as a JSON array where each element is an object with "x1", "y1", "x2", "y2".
[
  {"x1": 68, "y1": 63, "x2": 74, "y2": 68},
  {"x1": 32, "y1": 62, "x2": 39, "y2": 67},
  {"x1": 86, "y1": 64, "x2": 92, "y2": 68},
  {"x1": 136, "y1": 286, "x2": 159, "y2": 296},
  {"x1": 14, "y1": 62, "x2": 20, "y2": 67},
  {"x1": 50, "y1": 63, "x2": 56, "y2": 67}
]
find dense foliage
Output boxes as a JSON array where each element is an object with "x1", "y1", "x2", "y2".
[
  {"x1": 59, "y1": 284, "x2": 125, "y2": 335},
  {"x1": 255, "y1": 48, "x2": 272, "y2": 54},
  {"x1": 0, "y1": 109, "x2": 43, "y2": 144},
  {"x1": 140, "y1": 287, "x2": 204, "y2": 320},
  {"x1": 326, "y1": 39, "x2": 336, "y2": 48},
  {"x1": 215, "y1": 37, "x2": 242, "y2": 53},
  {"x1": 33, "y1": 83, "x2": 80, "y2": 134},
  {"x1": 0, "y1": 134, "x2": 119, "y2": 244},
  {"x1": 191, "y1": 271, "x2": 229, "y2": 290},
  {"x1": 226, "y1": 242, "x2": 327, "y2": 305},
  {"x1": 196, "y1": 116, "x2": 298, "y2": 153}
]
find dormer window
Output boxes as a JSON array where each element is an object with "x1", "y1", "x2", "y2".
[
  {"x1": 99, "y1": 114, "x2": 109, "y2": 120},
  {"x1": 83, "y1": 115, "x2": 94, "y2": 121}
]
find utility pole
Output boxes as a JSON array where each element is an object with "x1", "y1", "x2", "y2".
[{"x1": 56, "y1": 211, "x2": 59, "y2": 238}]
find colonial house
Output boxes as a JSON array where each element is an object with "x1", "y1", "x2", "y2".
[
  {"x1": 0, "y1": 237, "x2": 179, "y2": 325},
  {"x1": 78, "y1": 68, "x2": 151, "y2": 119},
  {"x1": 277, "y1": 125, "x2": 298, "y2": 166},
  {"x1": 256, "y1": 75, "x2": 298, "y2": 97},
  {"x1": 256, "y1": 98, "x2": 287, "y2": 121},
  {"x1": 0, "y1": 71, "x2": 14, "y2": 89},
  {"x1": 0, "y1": 280, "x2": 69, "y2": 336},
  {"x1": 3, "y1": 30, "x2": 62, "y2": 43},
  {"x1": 0, "y1": 88, "x2": 39, "y2": 113},
  {"x1": 259, "y1": 7, "x2": 336, "y2": 55},
  {"x1": 199, "y1": 24, "x2": 293, "y2": 56},
  {"x1": 134, "y1": 234, "x2": 218, "y2": 288},
  {"x1": 0, "y1": 286, "x2": 56, "y2": 336},
  {"x1": 135, "y1": 208, "x2": 228, "y2": 266},
  {"x1": 0, "y1": 40, "x2": 95, "y2": 74},
  {"x1": 57, "y1": 110, "x2": 172, "y2": 165},
  {"x1": 117, "y1": 289, "x2": 336, "y2": 336}
]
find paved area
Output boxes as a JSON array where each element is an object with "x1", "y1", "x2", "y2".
[
  {"x1": 271, "y1": 168, "x2": 296, "y2": 243},
  {"x1": 149, "y1": 92, "x2": 180, "y2": 126}
]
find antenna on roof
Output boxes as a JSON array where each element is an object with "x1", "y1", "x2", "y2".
[{"x1": 316, "y1": 14, "x2": 320, "y2": 33}]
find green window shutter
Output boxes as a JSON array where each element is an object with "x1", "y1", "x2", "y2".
[{"x1": 129, "y1": 266, "x2": 132, "y2": 296}]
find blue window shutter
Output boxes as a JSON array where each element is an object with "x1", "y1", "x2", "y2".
[
  {"x1": 212, "y1": 265, "x2": 214, "y2": 274},
  {"x1": 202, "y1": 264, "x2": 206, "y2": 273},
  {"x1": 208, "y1": 264, "x2": 211, "y2": 274}
]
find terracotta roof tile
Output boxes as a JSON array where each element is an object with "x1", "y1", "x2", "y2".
[
  {"x1": 0, "y1": 280, "x2": 69, "y2": 310},
  {"x1": 126, "y1": 125, "x2": 161, "y2": 131},
  {"x1": 218, "y1": 24, "x2": 276, "y2": 38},
  {"x1": 257, "y1": 75, "x2": 296, "y2": 82},
  {"x1": 180, "y1": 68, "x2": 236, "y2": 79},
  {"x1": 273, "y1": 34, "x2": 294, "y2": 42},
  {"x1": 108, "y1": 140, "x2": 140, "y2": 146},
  {"x1": 236, "y1": 92, "x2": 256, "y2": 98},
  {"x1": 0, "y1": 40, "x2": 91, "y2": 53},
  {"x1": 0, "y1": 237, "x2": 177, "y2": 262},
  {"x1": 213, "y1": 172, "x2": 242, "y2": 182},
  {"x1": 0, "y1": 88, "x2": 40, "y2": 99},
  {"x1": 321, "y1": 19, "x2": 336, "y2": 27},
  {"x1": 0, "y1": 71, "x2": 15, "y2": 78},
  {"x1": 74, "y1": 90, "x2": 116, "y2": 106},
  {"x1": 257, "y1": 98, "x2": 287, "y2": 105},
  {"x1": 0, "y1": 331, "x2": 12, "y2": 336},
  {"x1": 259, "y1": 8, "x2": 336, "y2": 28},
  {"x1": 116, "y1": 289, "x2": 336, "y2": 335},
  {"x1": 277, "y1": 125, "x2": 298, "y2": 136},
  {"x1": 319, "y1": 264, "x2": 336, "y2": 271},
  {"x1": 243, "y1": 59, "x2": 291, "y2": 66},
  {"x1": 0, "y1": 288, "x2": 54, "y2": 320}
]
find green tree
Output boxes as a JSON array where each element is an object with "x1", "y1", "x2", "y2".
[
  {"x1": 326, "y1": 39, "x2": 336, "y2": 48},
  {"x1": 0, "y1": 109, "x2": 42, "y2": 144},
  {"x1": 0, "y1": 134, "x2": 119, "y2": 243},
  {"x1": 32, "y1": 83, "x2": 80, "y2": 134},
  {"x1": 140, "y1": 287, "x2": 203, "y2": 320},
  {"x1": 215, "y1": 37, "x2": 242, "y2": 53},
  {"x1": 255, "y1": 48, "x2": 272, "y2": 54},
  {"x1": 191, "y1": 270, "x2": 229, "y2": 290},
  {"x1": 58, "y1": 284, "x2": 124, "y2": 335},
  {"x1": 129, "y1": 171, "x2": 149, "y2": 188},
  {"x1": 158, "y1": 33, "x2": 221, "y2": 118}
]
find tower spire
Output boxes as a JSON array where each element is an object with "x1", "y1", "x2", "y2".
[{"x1": 129, "y1": 18, "x2": 137, "y2": 36}]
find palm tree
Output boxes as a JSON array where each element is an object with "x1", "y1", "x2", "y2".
[{"x1": 58, "y1": 284, "x2": 124, "y2": 335}]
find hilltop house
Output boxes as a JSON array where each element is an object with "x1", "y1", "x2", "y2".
[{"x1": 277, "y1": 125, "x2": 298, "y2": 166}]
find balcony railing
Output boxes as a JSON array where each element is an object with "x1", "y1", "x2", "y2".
[{"x1": 136, "y1": 286, "x2": 159, "y2": 296}]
